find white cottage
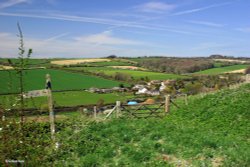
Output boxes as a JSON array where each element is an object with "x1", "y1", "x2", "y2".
[
  {"x1": 159, "y1": 82, "x2": 166, "y2": 92},
  {"x1": 136, "y1": 88, "x2": 148, "y2": 94}
]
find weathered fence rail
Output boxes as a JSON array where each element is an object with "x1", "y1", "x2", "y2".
[
  {"x1": 103, "y1": 95, "x2": 186, "y2": 119},
  {"x1": 121, "y1": 102, "x2": 165, "y2": 118}
]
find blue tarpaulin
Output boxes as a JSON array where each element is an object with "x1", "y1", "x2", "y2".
[{"x1": 127, "y1": 101, "x2": 138, "y2": 105}]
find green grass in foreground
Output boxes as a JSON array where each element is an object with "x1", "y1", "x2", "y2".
[
  {"x1": 52, "y1": 84, "x2": 250, "y2": 166},
  {"x1": 67, "y1": 67, "x2": 185, "y2": 80},
  {"x1": 194, "y1": 64, "x2": 249, "y2": 75},
  {"x1": 0, "y1": 69, "x2": 127, "y2": 94}
]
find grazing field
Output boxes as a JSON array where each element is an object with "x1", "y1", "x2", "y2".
[
  {"x1": 0, "y1": 91, "x2": 132, "y2": 108},
  {"x1": 0, "y1": 69, "x2": 127, "y2": 94},
  {"x1": 0, "y1": 58, "x2": 51, "y2": 67},
  {"x1": 53, "y1": 84, "x2": 250, "y2": 166},
  {"x1": 213, "y1": 58, "x2": 249, "y2": 63},
  {"x1": 194, "y1": 64, "x2": 249, "y2": 75},
  {"x1": 67, "y1": 67, "x2": 185, "y2": 80}
]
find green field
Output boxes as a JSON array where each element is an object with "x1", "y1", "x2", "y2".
[
  {"x1": 52, "y1": 84, "x2": 250, "y2": 166},
  {"x1": 0, "y1": 91, "x2": 132, "y2": 108},
  {"x1": 0, "y1": 69, "x2": 127, "y2": 94},
  {"x1": 67, "y1": 67, "x2": 185, "y2": 80},
  {"x1": 0, "y1": 58, "x2": 52, "y2": 67},
  {"x1": 194, "y1": 64, "x2": 249, "y2": 75}
]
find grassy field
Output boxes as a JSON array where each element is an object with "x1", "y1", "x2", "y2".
[
  {"x1": 0, "y1": 58, "x2": 52, "y2": 67},
  {"x1": 0, "y1": 69, "x2": 127, "y2": 94},
  {"x1": 194, "y1": 64, "x2": 249, "y2": 75},
  {"x1": 67, "y1": 67, "x2": 185, "y2": 80},
  {"x1": 52, "y1": 84, "x2": 250, "y2": 166},
  {"x1": 0, "y1": 91, "x2": 132, "y2": 109}
]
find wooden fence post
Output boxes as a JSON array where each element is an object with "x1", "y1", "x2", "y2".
[
  {"x1": 185, "y1": 94, "x2": 188, "y2": 105},
  {"x1": 46, "y1": 74, "x2": 55, "y2": 142},
  {"x1": 246, "y1": 74, "x2": 250, "y2": 83},
  {"x1": 116, "y1": 101, "x2": 121, "y2": 118},
  {"x1": 165, "y1": 95, "x2": 170, "y2": 114},
  {"x1": 93, "y1": 106, "x2": 97, "y2": 119}
]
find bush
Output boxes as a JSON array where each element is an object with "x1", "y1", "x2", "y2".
[
  {"x1": 245, "y1": 66, "x2": 250, "y2": 74},
  {"x1": 183, "y1": 82, "x2": 203, "y2": 95}
]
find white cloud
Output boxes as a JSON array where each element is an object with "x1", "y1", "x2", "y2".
[
  {"x1": 187, "y1": 20, "x2": 225, "y2": 27},
  {"x1": 134, "y1": 1, "x2": 175, "y2": 13},
  {"x1": 74, "y1": 31, "x2": 142, "y2": 46},
  {"x1": 0, "y1": 12, "x2": 193, "y2": 35},
  {"x1": 0, "y1": 31, "x2": 145, "y2": 58},
  {"x1": 0, "y1": 12, "x2": 131, "y2": 26},
  {"x1": 0, "y1": 0, "x2": 29, "y2": 9},
  {"x1": 44, "y1": 32, "x2": 69, "y2": 41},
  {"x1": 172, "y1": 2, "x2": 232, "y2": 16}
]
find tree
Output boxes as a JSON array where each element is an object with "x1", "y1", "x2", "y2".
[
  {"x1": 114, "y1": 72, "x2": 131, "y2": 81},
  {"x1": 183, "y1": 82, "x2": 203, "y2": 95},
  {"x1": 245, "y1": 66, "x2": 250, "y2": 74},
  {"x1": 107, "y1": 55, "x2": 117, "y2": 59},
  {"x1": 7, "y1": 23, "x2": 32, "y2": 123}
]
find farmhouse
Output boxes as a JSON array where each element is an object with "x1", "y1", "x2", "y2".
[
  {"x1": 135, "y1": 87, "x2": 160, "y2": 96},
  {"x1": 136, "y1": 88, "x2": 148, "y2": 94},
  {"x1": 147, "y1": 90, "x2": 160, "y2": 96},
  {"x1": 132, "y1": 84, "x2": 146, "y2": 90},
  {"x1": 159, "y1": 82, "x2": 166, "y2": 92},
  {"x1": 88, "y1": 87, "x2": 100, "y2": 93}
]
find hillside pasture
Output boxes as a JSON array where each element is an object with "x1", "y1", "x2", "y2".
[
  {"x1": 52, "y1": 84, "x2": 250, "y2": 166},
  {"x1": 66, "y1": 67, "x2": 186, "y2": 80},
  {"x1": 0, "y1": 69, "x2": 127, "y2": 94},
  {"x1": 194, "y1": 64, "x2": 249, "y2": 75},
  {"x1": 0, "y1": 91, "x2": 131, "y2": 109},
  {"x1": 0, "y1": 58, "x2": 51, "y2": 67},
  {"x1": 213, "y1": 58, "x2": 249, "y2": 64}
]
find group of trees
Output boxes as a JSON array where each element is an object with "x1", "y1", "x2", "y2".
[
  {"x1": 161, "y1": 74, "x2": 245, "y2": 95},
  {"x1": 137, "y1": 58, "x2": 214, "y2": 74}
]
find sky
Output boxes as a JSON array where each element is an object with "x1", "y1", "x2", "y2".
[{"x1": 0, "y1": 0, "x2": 249, "y2": 58}]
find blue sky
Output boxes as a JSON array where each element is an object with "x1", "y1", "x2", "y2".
[{"x1": 0, "y1": 0, "x2": 249, "y2": 58}]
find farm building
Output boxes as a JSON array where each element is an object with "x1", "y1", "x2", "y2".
[
  {"x1": 159, "y1": 82, "x2": 166, "y2": 92},
  {"x1": 132, "y1": 84, "x2": 146, "y2": 90},
  {"x1": 136, "y1": 88, "x2": 148, "y2": 94},
  {"x1": 147, "y1": 90, "x2": 160, "y2": 96}
]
